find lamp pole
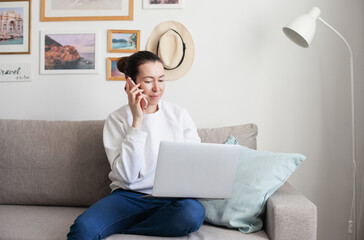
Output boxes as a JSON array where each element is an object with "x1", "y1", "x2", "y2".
[
  {"x1": 283, "y1": 8, "x2": 357, "y2": 240},
  {"x1": 318, "y1": 16, "x2": 356, "y2": 239}
]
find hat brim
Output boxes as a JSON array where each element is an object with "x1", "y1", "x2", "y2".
[{"x1": 146, "y1": 21, "x2": 194, "y2": 81}]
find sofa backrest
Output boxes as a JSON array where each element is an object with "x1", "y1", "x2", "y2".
[
  {"x1": 0, "y1": 119, "x2": 257, "y2": 207},
  {"x1": 198, "y1": 124, "x2": 257, "y2": 150},
  {"x1": 0, "y1": 119, "x2": 110, "y2": 207}
]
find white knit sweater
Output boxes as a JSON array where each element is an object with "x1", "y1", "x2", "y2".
[{"x1": 103, "y1": 101, "x2": 201, "y2": 194}]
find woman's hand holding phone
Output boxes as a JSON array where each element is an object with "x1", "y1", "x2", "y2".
[{"x1": 125, "y1": 77, "x2": 148, "y2": 129}]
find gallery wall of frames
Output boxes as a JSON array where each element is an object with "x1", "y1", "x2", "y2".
[{"x1": 0, "y1": 0, "x2": 183, "y2": 82}]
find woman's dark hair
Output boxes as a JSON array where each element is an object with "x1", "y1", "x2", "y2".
[{"x1": 117, "y1": 51, "x2": 162, "y2": 82}]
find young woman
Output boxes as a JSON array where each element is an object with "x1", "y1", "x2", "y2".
[{"x1": 67, "y1": 51, "x2": 205, "y2": 240}]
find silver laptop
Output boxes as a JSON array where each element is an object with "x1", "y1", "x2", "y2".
[{"x1": 149, "y1": 141, "x2": 239, "y2": 199}]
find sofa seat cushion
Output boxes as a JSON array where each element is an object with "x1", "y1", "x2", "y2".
[
  {"x1": 105, "y1": 223, "x2": 269, "y2": 240},
  {"x1": 0, "y1": 205, "x2": 86, "y2": 240},
  {"x1": 0, "y1": 205, "x2": 269, "y2": 240}
]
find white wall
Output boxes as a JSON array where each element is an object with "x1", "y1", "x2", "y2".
[{"x1": 1, "y1": 0, "x2": 363, "y2": 239}]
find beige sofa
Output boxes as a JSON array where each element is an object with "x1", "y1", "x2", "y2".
[{"x1": 0, "y1": 119, "x2": 317, "y2": 240}]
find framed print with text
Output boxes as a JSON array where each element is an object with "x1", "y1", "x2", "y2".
[{"x1": 0, "y1": 63, "x2": 31, "y2": 81}]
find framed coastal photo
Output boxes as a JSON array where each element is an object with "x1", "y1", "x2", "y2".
[
  {"x1": 143, "y1": 0, "x2": 184, "y2": 9},
  {"x1": 40, "y1": 30, "x2": 98, "y2": 74},
  {"x1": 40, "y1": 0, "x2": 133, "y2": 21},
  {"x1": 0, "y1": 0, "x2": 31, "y2": 54},
  {"x1": 108, "y1": 30, "x2": 140, "y2": 53},
  {"x1": 107, "y1": 57, "x2": 125, "y2": 81}
]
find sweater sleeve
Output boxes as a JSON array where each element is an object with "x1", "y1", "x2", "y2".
[
  {"x1": 103, "y1": 113, "x2": 148, "y2": 186},
  {"x1": 181, "y1": 108, "x2": 201, "y2": 143}
]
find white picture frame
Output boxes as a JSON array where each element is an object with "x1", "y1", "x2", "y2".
[
  {"x1": 0, "y1": 0, "x2": 31, "y2": 54},
  {"x1": 40, "y1": 0, "x2": 133, "y2": 21},
  {"x1": 143, "y1": 0, "x2": 184, "y2": 9},
  {"x1": 40, "y1": 30, "x2": 98, "y2": 75}
]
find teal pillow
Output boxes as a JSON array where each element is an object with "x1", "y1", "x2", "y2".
[{"x1": 199, "y1": 136, "x2": 305, "y2": 233}]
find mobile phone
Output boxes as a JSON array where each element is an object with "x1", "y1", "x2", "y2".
[{"x1": 126, "y1": 78, "x2": 148, "y2": 111}]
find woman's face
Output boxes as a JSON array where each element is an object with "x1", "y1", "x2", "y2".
[{"x1": 135, "y1": 61, "x2": 165, "y2": 111}]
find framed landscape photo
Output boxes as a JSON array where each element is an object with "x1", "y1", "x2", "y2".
[
  {"x1": 108, "y1": 30, "x2": 140, "y2": 53},
  {"x1": 107, "y1": 57, "x2": 125, "y2": 81},
  {"x1": 40, "y1": 0, "x2": 133, "y2": 21},
  {"x1": 0, "y1": 0, "x2": 31, "y2": 54},
  {"x1": 40, "y1": 30, "x2": 98, "y2": 74},
  {"x1": 143, "y1": 0, "x2": 184, "y2": 9}
]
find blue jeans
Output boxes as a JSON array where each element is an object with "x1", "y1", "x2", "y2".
[{"x1": 67, "y1": 189, "x2": 205, "y2": 240}]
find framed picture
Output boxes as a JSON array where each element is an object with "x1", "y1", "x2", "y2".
[
  {"x1": 0, "y1": 0, "x2": 31, "y2": 54},
  {"x1": 40, "y1": 0, "x2": 133, "y2": 21},
  {"x1": 107, "y1": 57, "x2": 125, "y2": 81},
  {"x1": 143, "y1": 0, "x2": 184, "y2": 9},
  {"x1": 40, "y1": 30, "x2": 98, "y2": 74},
  {"x1": 108, "y1": 30, "x2": 140, "y2": 53}
]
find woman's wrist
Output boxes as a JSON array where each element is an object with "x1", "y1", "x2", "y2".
[{"x1": 132, "y1": 117, "x2": 143, "y2": 130}]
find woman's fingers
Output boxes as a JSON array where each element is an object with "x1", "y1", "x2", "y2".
[
  {"x1": 136, "y1": 93, "x2": 146, "y2": 102},
  {"x1": 129, "y1": 89, "x2": 144, "y2": 101},
  {"x1": 125, "y1": 77, "x2": 146, "y2": 113},
  {"x1": 130, "y1": 83, "x2": 141, "y2": 92},
  {"x1": 136, "y1": 94, "x2": 147, "y2": 112},
  {"x1": 128, "y1": 84, "x2": 143, "y2": 97}
]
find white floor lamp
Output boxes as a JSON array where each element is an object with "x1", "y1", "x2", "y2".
[{"x1": 282, "y1": 7, "x2": 357, "y2": 240}]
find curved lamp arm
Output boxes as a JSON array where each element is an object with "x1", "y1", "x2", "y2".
[{"x1": 318, "y1": 17, "x2": 353, "y2": 57}]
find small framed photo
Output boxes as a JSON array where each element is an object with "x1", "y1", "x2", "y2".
[
  {"x1": 40, "y1": 0, "x2": 133, "y2": 21},
  {"x1": 40, "y1": 30, "x2": 98, "y2": 74},
  {"x1": 107, "y1": 57, "x2": 125, "y2": 81},
  {"x1": 143, "y1": 0, "x2": 184, "y2": 9},
  {"x1": 108, "y1": 30, "x2": 140, "y2": 53},
  {"x1": 0, "y1": 0, "x2": 31, "y2": 54}
]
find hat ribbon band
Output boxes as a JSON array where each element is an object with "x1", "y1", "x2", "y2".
[{"x1": 156, "y1": 29, "x2": 186, "y2": 71}]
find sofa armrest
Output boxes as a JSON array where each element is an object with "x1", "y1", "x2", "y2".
[{"x1": 265, "y1": 182, "x2": 317, "y2": 240}]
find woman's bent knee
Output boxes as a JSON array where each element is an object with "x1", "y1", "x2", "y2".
[
  {"x1": 67, "y1": 214, "x2": 102, "y2": 240},
  {"x1": 185, "y1": 199, "x2": 205, "y2": 230},
  {"x1": 172, "y1": 199, "x2": 205, "y2": 236}
]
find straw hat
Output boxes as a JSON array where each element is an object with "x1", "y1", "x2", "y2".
[{"x1": 146, "y1": 21, "x2": 194, "y2": 81}]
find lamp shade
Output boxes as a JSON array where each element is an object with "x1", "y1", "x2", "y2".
[{"x1": 283, "y1": 7, "x2": 321, "y2": 48}]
